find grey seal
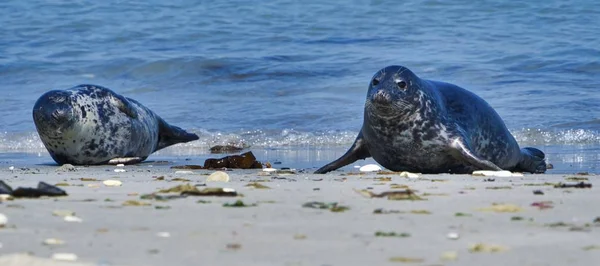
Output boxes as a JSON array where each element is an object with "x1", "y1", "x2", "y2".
[
  {"x1": 315, "y1": 65, "x2": 546, "y2": 174},
  {"x1": 33, "y1": 84, "x2": 199, "y2": 165}
]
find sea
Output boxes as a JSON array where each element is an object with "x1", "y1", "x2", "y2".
[{"x1": 1, "y1": 0, "x2": 599, "y2": 173}]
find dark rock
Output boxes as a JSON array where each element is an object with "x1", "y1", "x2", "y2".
[{"x1": 203, "y1": 151, "x2": 262, "y2": 169}]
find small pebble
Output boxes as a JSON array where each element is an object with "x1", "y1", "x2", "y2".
[
  {"x1": 156, "y1": 232, "x2": 171, "y2": 238},
  {"x1": 114, "y1": 169, "x2": 126, "y2": 173},
  {"x1": 0, "y1": 213, "x2": 8, "y2": 228},
  {"x1": 63, "y1": 215, "x2": 83, "y2": 223},
  {"x1": 446, "y1": 232, "x2": 460, "y2": 240},
  {"x1": 56, "y1": 164, "x2": 76, "y2": 172},
  {"x1": 116, "y1": 164, "x2": 125, "y2": 167},
  {"x1": 262, "y1": 168, "x2": 277, "y2": 172},
  {"x1": 8, "y1": 166, "x2": 14, "y2": 171},
  {"x1": 175, "y1": 170, "x2": 193, "y2": 174},
  {"x1": 43, "y1": 238, "x2": 65, "y2": 246},
  {"x1": 206, "y1": 171, "x2": 230, "y2": 182},
  {"x1": 52, "y1": 253, "x2": 78, "y2": 261},
  {"x1": 103, "y1": 180, "x2": 123, "y2": 187},
  {"x1": 359, "y1": 164, "x2": 382, "y2": 172}
]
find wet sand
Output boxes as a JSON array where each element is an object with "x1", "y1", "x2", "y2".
[{"x1": 0, "y1": 161, "x2": 598, "y2": 266}]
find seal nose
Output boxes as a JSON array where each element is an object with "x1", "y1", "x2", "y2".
[
  {"x1": 371, "y1": 90, "x2": 391, "y2": 104},
  {"x1": 33, "y1": 90, "x2": 75, "y2": 133}
]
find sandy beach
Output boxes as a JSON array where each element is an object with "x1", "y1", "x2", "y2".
[{"x1": 0, "y1": 158, "x2": 598, "y2": 266}]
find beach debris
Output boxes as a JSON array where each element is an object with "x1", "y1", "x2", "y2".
[
  {"x1": 103, "y1": 180, "x2": 122, "y2": 187},
  {"x1": 154, "y1": 205, "x2": 171, "y2": 210},
  {"x1": 531, "y1": 201, "x2": 553, "y2": 210},
  {"x1": 293, "y1": 234, "x2": 307, "y2": 240},
  {"x1": 410, "y1": 210, "x2": 431, "y2": 214},
  {"x1": 54, "y1": 182, "x2": 70, "y2": 186},
  {"x1": 373, "y1": 208, "x2": 403, "y2": 214},
  {"x1": 511, "y1": 216, "x2": 525, "y2": 221},
  {"x1": 183, "y1": 187, "x2": 238, "y2": 197},
  {"x1": 399, "y1": 171, "x2": 420, "y2": 178},
  {"x1": 226, "y1": 243, "x2": 242, "y2": 250},
  {"x1": 175, "y1": 170, "x2": 194, "y2": 174},
  {"x1": 56, "y1": 164, "x2": 76, "y2": 172},
  {"x1": 43, "y1": 238, "x2": 65, "y2": 246},
  {"x1": 440, "y1": 251, "x2": 459, "y2": 261},
  {"x1": 171, "y1": 178, "x2": 191, "y2": 182},
  {"x1": 0, "y1": 194, "x2": 13, "y2": 202},
  {"x1": 158, "y1": 184, "x2": 199, "y2": 193},
  {"x1": 472, "y1": 170, "x2": 521, "y2": 177},
  {"x1": 63, "y1": 215, "x2": 83, "y2": 223},
  {"x1": 486, "y1": 186, "x2": 512, "y2": 190},
  {"x1": 388, "y1": 257, "x2": 424, "y2": 263},
  {"x1": 565, "y1": 176, "x2": 589, "y2": 181},
  {"x1": 468, "y1": 243, "x2": 508, "y2": 253},
  {"x1": 206, "y1": 171, "x2": 230, "y2": 182},
  {"x1": 197, "y1": 200, "x2": 211, "y2": 204},
  {"x1": 446, "y1": 232, "x2": 460, "y2": 240},
  {"x1": 245, "y1": 182, "x2": 271, "y2": 189},
  {"x1": 7, "y1": 182, "x2": 68, "y2": 198},
  {"x1": 123, "y1": 200, "x2": 151, "y2": 207},
  {"x1": 116, "y1": 164, "x2": 125, "y2": 167},
  {"x1": 171, "y1": 165, "x2": 203, "y2": 170},
  {"x1": 156, "y1": 232, "x2": 171, "y2": 238},
  {"x1": 302, "y1": 201, "x2": 349, "y2": 212},
  {"x1": 262, "y1": 168, "x2": 278, "y2": 173},
  {"x1": 455, "y1": 212, "x2": 472, "y2": 217},
  {"x1": 390, "y1": 184, "x2": 409, "y2": 189},
  {"x1": 114, "y1": 169, "x2": 126, "y2": 173},
  {"x1": 0, "y1": 213, "x2": 7, "y2": 228},
  {"x1": 374, "y1": 231, "x2": 410, "y2": 238},
  {"x1": 210, "y1": 145, "x2": 244, "y2": 153},
  {"x1": 79, "y1": 178, "x2": 99, "y2": 181},
  {"x1": 223, "y1": 200, "x2": 256, "y2": 207},
  {"x1": 51, "y1": 253, "x2": 78, "y2": 261},
  {"x1": 478, "y1": 203, "x2": 522, "y2": 213},
  {"x1": 52, "y1": 210, "x2": 75, "y2": 217},
  {"x1": 203, "y1": 151, "x2": 262, "y2": 169},
  {"x1": 355, "y1": 189, "x2": 424, "y2": 201},
  {"x1": 554, "y1": 182, "x2": 592, "y2": 189},
  {"x1": 583, "y1": 245, "x2": 600, "y2": 251},
  {"x1": 359, "y1": 164, "x2": 382, "y2": 172}
]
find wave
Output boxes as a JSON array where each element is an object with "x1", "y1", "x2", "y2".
[{"x1": 2, "y1": 128, "x2": 600, "y2": 154}]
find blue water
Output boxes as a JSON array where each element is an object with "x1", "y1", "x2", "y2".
[{"x1": 1, "y1": 0, "x2": 600, "y2": 171}]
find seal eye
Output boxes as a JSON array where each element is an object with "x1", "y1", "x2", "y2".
[
  {"x1": 371, "y1": 78, "x2": 379, "y2": 86},
  {"x1": 397, "y1": 81, "x2": 407, "y2": 89}
]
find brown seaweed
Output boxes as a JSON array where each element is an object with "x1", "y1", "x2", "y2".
[
  {"x1": 203, "y1": 151, "x2": 262, "y2": 169},
  {"x1": 3, "y1": 181, "x2": 67, "y2": 198}
]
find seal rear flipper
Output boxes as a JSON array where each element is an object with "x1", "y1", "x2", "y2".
[
  {"x1": 156, "y1": 118, "x2": 200, "y2": 151},
  {"x1": 314, "y1": 132, "x2": 371, "y2": 174},
  {"x1": 449, "y1": 138, "x2": 502, "y2": 171},
  {"x1": 515, "y1": 147, "x2": 546, "y2": 173}
]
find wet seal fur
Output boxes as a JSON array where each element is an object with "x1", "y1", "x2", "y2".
[
  {"x1": 315, "y1": 65, "x2": 546, "y2": 174},
  {"x1": 33, "y1": 84, "x2": 199, "y2": 165}
]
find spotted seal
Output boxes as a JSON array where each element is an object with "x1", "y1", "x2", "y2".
[
  {"x1": 33, "y1": 84, "x2": 199, "y2": 165},
  {"x1": 315, "y1": 65, "x2": 546, "y2": 174}
]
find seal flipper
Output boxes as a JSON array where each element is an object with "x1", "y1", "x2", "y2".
[
  {"x1": 155, "y1": 118, "x2": 200, "y2": 151},
  {"x1": 515, "y1": 147, "x2": 546, "y2": 173},
  {"x1": 449, "y1": 138, "x2": 502, "y2": 171},
  {"x1": 314, "y1": 132, "x2": 371, "y2": 174},
  {"x1": 109, "y1": 94, "x2": 138, "y2": 119}
]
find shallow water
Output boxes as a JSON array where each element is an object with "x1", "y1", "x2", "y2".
[{"x1": 1, "y1": 0, "x2": 599, "y2": 171}]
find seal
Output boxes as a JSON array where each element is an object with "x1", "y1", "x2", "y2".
[
  {"x1": 33, "y1": 84, "x2": 199, "y2": 165},
  {"x1": 315, "y1": 65, "x2": 546, "y2": 174}
]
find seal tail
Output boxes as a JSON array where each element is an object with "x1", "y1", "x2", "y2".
[
  {"x1": 515, "y1": 147, "x2": 547, "y2": 174},
  {"x1": 155, "y1": 118, "x2": 199, "y2": 151}
]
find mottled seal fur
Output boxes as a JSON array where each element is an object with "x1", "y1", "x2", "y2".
[
  {"x1": 33, "y1": 84, "x2": 199, "y2": 165},
  {"x1": 315, "y1": 65, "x2": 546, "y2": 174}
]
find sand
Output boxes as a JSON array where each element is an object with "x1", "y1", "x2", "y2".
[{"x1": 0, "y1": 162, "x2": 598, "y2": 266}]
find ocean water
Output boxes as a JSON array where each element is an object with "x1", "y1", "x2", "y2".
[{"x1": 1, "y1": 0, "x2": 599, "y2": 172}]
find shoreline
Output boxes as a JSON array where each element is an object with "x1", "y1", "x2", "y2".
[{"x1": 0, "y1": 161, "x2": 599, "y2": 266}]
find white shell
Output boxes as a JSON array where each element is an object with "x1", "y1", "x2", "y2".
[
  {"x1": 156, "y1": 232, "x2": 171, "y2": 238},
  {"x1": 472, "y1": 170, "x2": 513, "y2": 177},
  {"x1": 51, "y1": 253, "x2": 78, "y2": 261},
  {"x1": 399, "y1": 171, "x2": 420, "y2": 178},
  {"x1": 43, "y1": 238, "x2": 65, "y2": 246},
  {"x1": 63, "y1": 216, "x2": 83, "y2": 223},
  {"x1": 116, "y1": 164, "x2": 125, "y2": 167},
  {"x1": 175, "y1": 170, "x2": 193, "y2": 174},
  {"x1": 262, "y1": 168, "x2": 277, "y2": 172},
  {"x1": 103, "y1": 179, "x2": 123, "y2": 187},
  {"x1": 0, "y1": 213, "x2": 7, "y2": 227},
  {"x1": 222, "y1": 188, "x2": 236, "y2": 193},
  {"x1": 113, "y1": 169, "x2": 126, "y2": 173},
  {"x1": 206, "y1": 171, "x2": 230, "y2": 182},
  {"x1": 446, "y1": 232, "x2": 460, "y2": 240},
  {"x1": 359, "y1": 164, "x2": 382, "y2": 172}
]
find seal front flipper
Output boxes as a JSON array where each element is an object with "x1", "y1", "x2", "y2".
[
  {"x1": 314, "y1": 132, "x2": 371, "y2": 174},
  {"x1": 515, "y1": 147, "x2": 546, "y2": 173},
  {"x1": 108, "y1": 157, "x2": 144, "y2": 165},
  {"x1": 155, "y1": 118, "x2": 200, "y2": 151},
  {"x1": 449, "y1": 138, "x2": 502, "y2": 171},
  {"x1": 109, "y1": 93, "x2": 138, "y2": 119}
]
